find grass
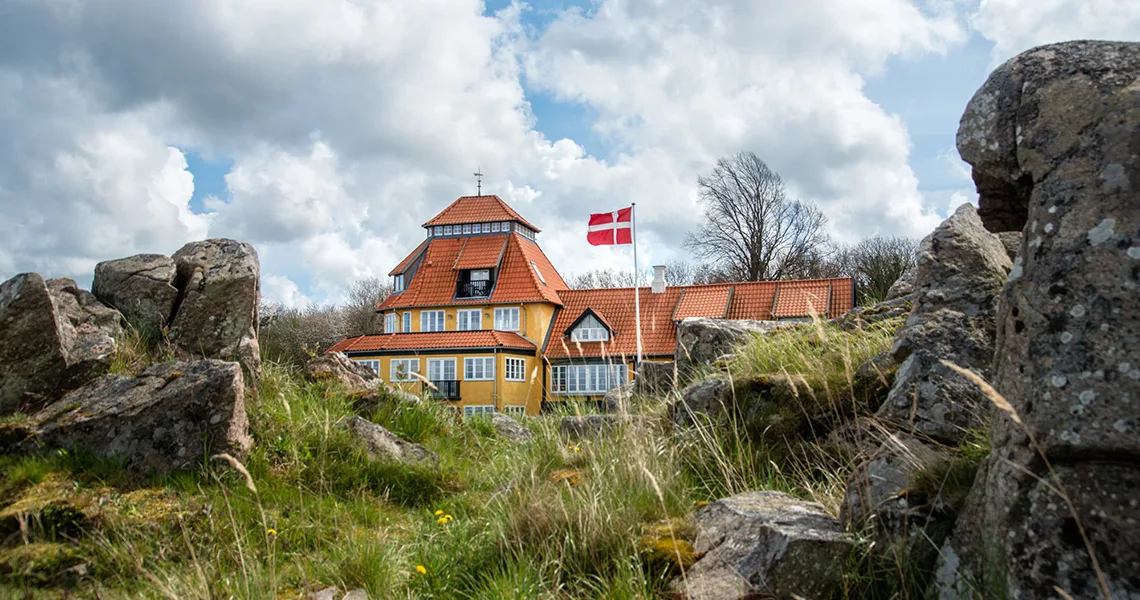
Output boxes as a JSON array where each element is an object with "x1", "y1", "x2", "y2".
[{"x1": 2, "y1": 315, "x2": 950, "y2": 599}]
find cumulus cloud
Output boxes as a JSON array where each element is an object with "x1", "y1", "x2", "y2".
[{"x1": 972, "y1": 0, "x2": 1140, "y2": 64}]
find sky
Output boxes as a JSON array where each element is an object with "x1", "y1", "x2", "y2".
[{"x1": 1, "y1": 0, "x2": 1138, "y2": 307}]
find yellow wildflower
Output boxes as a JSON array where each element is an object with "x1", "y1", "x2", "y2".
[
  {"x1": 415, "y1": 565, "x2": 427, "y2": 575},
  {"x1": 266, "y1": 528, "x2": 277, "y2": 536},
  {"x1": 434, "y1": 509, "x2": 443, "y2": 516},
  {"x1": 569, "y1": 445, "x2": 581, "y2": 452}
]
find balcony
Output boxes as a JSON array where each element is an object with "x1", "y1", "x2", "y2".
[
  {"x1": 456, "y1": 279, "x2": 492, "y2": 299},
  {"x1": 427, "y1": 379, "x2": 461, "y2": 401}
]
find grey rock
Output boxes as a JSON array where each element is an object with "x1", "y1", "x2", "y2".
[
  {"x1": 490, "y1": 412, "x2": 533, "y2": 442},
  {"x1": 341, "y1": 590, "x2": 368, "y2": 600},
  {"x1": 671, "y1": 377, "x2": 733, "y2": 428},
  {"x1": 169, "y1": 239, "x2": 261, "y2": 389},
  {"x1": 831, "y1": 296, "x2": 911, "y2": 331},
  {"x1": 995, "y1": 231, "x2": 1021, "y2": 262},
  {"x1": 885, "y1": 263, "x2": 917, "y2": 301},
  {"x1": 601, "y1": 380, "x2": 636, "y2": 413},
  {"x1": 342, "y1": 416, "x2": 438, "y2": 466},
  {"x1": 675, "y1": 318, "x2": 798, "y2": 378},
  {"x1": 636, "y1": 360, "x2": 677, "y2": 395},
  {"x1": 308, "y1": 587, "x2": 338, "y2": 600},
  {"x1": 306, "y1": 352, "x2": 378, "y2": 390},
  {"x1": 940, "y1": 41, "x2": 1140, "y2": 599},
  {"x1": 671, "y1": 375, "x2": 806, "y2": 443},
  {"x1": 0, "y1": 274, "x2": 123, "y2": 415},
  {"x1": 92, "y1": 254, "x2": 178, "y2": 335},
  {"x1": 876, "y1": 204, "x2": 1010, "y2": 443},
  {"x1": 670, "y1": 491, "x2": 853, "y2": 600},
  {"x1": 25, "y1": 360, "x2": 251, "y2": 474}
]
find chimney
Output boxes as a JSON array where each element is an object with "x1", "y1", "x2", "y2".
[{"x1": 651, "y1": 265, "x2": 666, "y2": 294}]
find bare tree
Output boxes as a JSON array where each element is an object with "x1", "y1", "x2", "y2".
[
  {"x1": 684, "y1": 152, "x2": 830, "y2": 281},
  {"x1": 343, "y1": 277, "x2": 392, "y2": 335},
  {"x1": 847, "y1": 235, "x2": 919, "y2": 302},
  {"x1": 566, "y1": 260, "x2": 733, "y2": 289},
  {"x1": 566, "y1": 268, "x2": 638, "y2": 289}
]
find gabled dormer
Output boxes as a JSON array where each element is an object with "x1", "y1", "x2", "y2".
[{"x1": 564, "y1": 308, "x2": 614, "y2": 342}]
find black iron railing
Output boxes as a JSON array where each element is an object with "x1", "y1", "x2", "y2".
[
  {"x1": 456, "y1": 280, "x2": 491, "y2": 298},
  {"x1": 428, "y1": 379, "x2": 461, "y2": 400}
]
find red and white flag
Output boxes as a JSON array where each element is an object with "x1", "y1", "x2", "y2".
[{"x1": 587, "y1": 207, "x2": 633, "y2": 246}]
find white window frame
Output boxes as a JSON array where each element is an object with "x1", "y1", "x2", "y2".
[
  {"x1": 463, "y1": 224, "x2": 472, "y2": 234},
  {"x1": 464, "y1": 357, "x2": 495, "y2": 381},
  {"x1": 435, "y1": 226, "x2": 442, "y2": 236},
  {"x1": 494, "y1": 307, "x2": 520, "y2": 331},
  {"x1": 504, "y1": 405, "x2": 526, "y2": 416},
  {"x1": 457, "y1": 309, "x2": 482, "y2": 331},
  {"x1": 444, "y1": 225, "x2": 453, "y2": 235},
  {"x1": 355, "y1": 359, "x2": 381, "y2": 375},
  {"x1": 549, "y1": 363, "x2": 626, "y2": 395},
  {"x1": 427, "y1": 358, "x2": 457, "y2": 381},
  {"x1": 394, "y1": 274, "x2": 405, "y2": 292},
  {"x1": 505, "y1": 357, "x2": 526, "y2": 382},
  {"x1": 571, "y1": 315, "x2": 608, "y2": 342},
  {"x1": 464, "y1": 405, "x2": 495, "y2": 417},
  {"x1": 530, "y1": 261, "x2": 547, "y2": 285},
  {"x1": 491, "y1": 222, "x2": 500, "y2": 232},
  {"x1": 501, "y1": 222, "x2": 509, "y2": 231},
  {"x1": 470, "y1": 269, "x2": 490, "y2": 281},
  {"x1": 385, "y1": 313, "x2": 397, "y2": 333},
  {"x1": 420, "y1": 310, "x2": 445, "y2": 332},
  {"x1": 403, "y1": 312, "x2": 411, "y2": 333},
  {"x1": 390, "y1": 358, "x2": 420, "y2": 382}
]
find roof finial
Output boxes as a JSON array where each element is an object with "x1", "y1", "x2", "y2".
[{"x1": 474, "y1": 169, "x2": 483, "y2": 196}]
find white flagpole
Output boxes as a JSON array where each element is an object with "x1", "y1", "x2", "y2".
[{"x1": 631, "y1": 203, "x2": 643, "y2": 364}]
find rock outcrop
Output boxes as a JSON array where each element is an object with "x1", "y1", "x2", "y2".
[
  {"x1": 671, "y1": 491, "x2": 853, "y2": 600},
  {"x1": 306, "y1": 352, "x2": 378, "y2": 391},
  {"x1": 168, "y1": 240, "x2": 261, "y2": 389},
  {"x1": 876, "y1": 204, "x2": 1011, "y2": 443},
  {"x1": 92, "y1": 254, "x2": 179, "y2": 335},
  {"x1": 0, "y1": 274, "x2": 123, "y2": 416},
  {"x1": 559, "y1": 415, "x2": 645, "y2": 439},
  {"x1": 21, "y1": 360, "x2": 251, "y2": 475},
  {"x1": 342, "y1": 416, "x2": 438, "y2": 466},
  {"x1": 885, "y1": 264, "x2": 917, "y2": 301},
  {"x1": 937, "y1": 41, "x2": 1140, "y2": 599},
  {"x1": 675, "y1": 318, "x2": 796, "y2": 378},
  {"x1": 491, "y1": 412, "x2": 534, "y2": 442}
]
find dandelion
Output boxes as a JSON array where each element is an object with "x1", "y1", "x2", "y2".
[
  {"x1": 266, "y1": 528, "x2": 277, "y2": 536},
  {"x1": 437, "y1": 514, "x2": 454, "y2": 525},
  {"x1": 415, "y1": 565, "x2": 427, "y2": 575},
  {"x1": 569, "y1": 445, "x2": 581, "y2": 453},
  {"x1": 434, "y1": 509, "x2": 443, "y2": 516}
]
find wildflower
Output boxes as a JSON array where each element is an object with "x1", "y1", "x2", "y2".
[
  {"x1": 434, "y1": 509, "x2": 443, "y2": 516},
  {"x1": 437, "y1": 514, "x2": 454, "y2": 525},
  {"x1": 266, "y1": 528, "x2": 277, "y2": 536},
  {"x1": 569, "y1": 445, "x2": 581, "y2": 453},
  {"x1": 415, "y1": 565, "x2": 427, "y2": 575}
]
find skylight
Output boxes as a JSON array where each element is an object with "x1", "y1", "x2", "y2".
[{"x1": 531, "y1": 261, "x2": 547, "y2": 285}]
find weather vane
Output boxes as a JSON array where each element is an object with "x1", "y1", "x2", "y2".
[{"x1": 474, "y1": 169, "x2": 483, "y2": 196}]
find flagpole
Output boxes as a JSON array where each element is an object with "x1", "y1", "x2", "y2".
[{"x1": 631, "y1": 203, "x2": 643, "y2": 364}]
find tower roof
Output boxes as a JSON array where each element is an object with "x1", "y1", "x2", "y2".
[{"x1": 422, "y1": 195, "x2": 542, "y2": 232}]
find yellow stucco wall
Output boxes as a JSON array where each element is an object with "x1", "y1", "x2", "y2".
[{"x1": 383, "y1": 302, "x2": 555, "y2": 344}]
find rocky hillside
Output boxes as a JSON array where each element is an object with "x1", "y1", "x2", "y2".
[{"x1": 1, "y1": 40, "x2": 1137, "y2": 599}]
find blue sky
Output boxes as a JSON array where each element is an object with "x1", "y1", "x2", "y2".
[{"x1": 2, "y1": 0, "x2": 1137, "y2": 306}]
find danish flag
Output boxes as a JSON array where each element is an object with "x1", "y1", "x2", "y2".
[{"x1": 587, "y1": 207, "x2": 633, "y2": 245}]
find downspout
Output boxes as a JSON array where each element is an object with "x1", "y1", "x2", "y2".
[{"x1": 493, "y1": 348, "x2": 499, "y2": 411}]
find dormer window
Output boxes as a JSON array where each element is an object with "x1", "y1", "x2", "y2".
[
  {"x1": 491, "y1": 222, "x2": 500, "y2": 232},
  {"x1": 444, "y1": 225, "x2": 453, "y2": 235},
  {"x1": 394, "y1": 274, "x2": 405, "y2": 292},
  {"x1": 456, "y1": 268, "x2": 493, "y2": 298},
  {"x1": 571, "y1": 315, "x2": 609, "y2": 342},
  {"x1": 531, "y1": 261, "x2": 547, "y2": 285}
]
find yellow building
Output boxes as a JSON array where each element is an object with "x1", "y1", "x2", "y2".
[{"x1": 329, "y1": 195, "x2": 855, "y2": 415}]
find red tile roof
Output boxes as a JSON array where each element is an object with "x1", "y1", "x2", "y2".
[
  {"x1": 423, "y1": 195, "x2": 542, "y2": 233},
  {"x1": 377, "y1": 233, "x2": 569, "y2": 310},
  {"x1": 328, "y1": 330, "x2": 535, "y2": 354},
  {"x1": 673, "y1": 286, "x2": 731, "y2": 319},
  {"x1": 454, "y1": 236, "x2": 508, "y2": 270},
  {"x1": 389, "y1": 239, "x2": 429, "y2": 276},
  {"x1": 543, "y1": 278, "x2": 854, "y2": 359}
]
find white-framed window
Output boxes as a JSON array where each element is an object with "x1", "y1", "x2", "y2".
[
  {"x1": 390, "y1": 358, "x2": 420, "y2": 382},
  {"x1": 571, "y1": 315, "x2": 609, "y2": 342},
  {"x1": 464, "y1": 405, "x2": 495, "y2": 417},
  {"x1": 471, "y1": 269, "x2": 490, "y2": 281},
  {"x1": 501, "y1": 222, "x2": 509, "y2": 231},
  {"x1": 530, "y1": 261, "x2": 547, "y2": 285},
  {"x1": 463, "y1": 224, "x2": 472, "y2": 234},
  {"x1": 385, "y1": 313, "x2": 397, "y2": 333},
  {"x1": 403, "y1": 312, "x2": 412, "y2": 333},
  {"x1": 427, "y1": 228, "x2": 432, "y2": 238},
  {"x1": 457, "y1": 309, "x2": 482, "y2": 331},
  {"x1": 491, "y1": 222, "x2": 500, "y2": 232},
  {"x1": 354, "y1": 359, "x2": 380, "y2": 375},
  {"x1": 421, "y1": 310, "x2": 445, "y2": 332},
  {"x1": 494, "y1": 307, "x2": 520, "y2": 331},
  {"x1": 464, "y1": 357, "x2": 495, "y2": 380},
  {"x1": 427, "y1": 358, "x2": 456, "y2": 381},
  {"x1": 444, "y1": 225, "x2": 453, "y2": 235},
  {"x1": 394, "y1": 274, "x2": 405, "y2": 292},
  {"x1": 504, "y1": 405, "x2": 526, "y2": 416},
  {"x1": 505, "y1": 357, "x2": 526, "y2": 382},
  {"x1": 435, "y1": 226, "x2": 442, "y2": 236},
  {"x1": 482, "y1": 223, "x2": 491, "y2": 233},
  {"x1": 550, "y1": 363, "x2": 627, "y2": 395}
]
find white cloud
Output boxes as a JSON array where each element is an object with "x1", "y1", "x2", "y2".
[{"x1": 972, "y1": 0, "x2": 1140, "y2": 64}]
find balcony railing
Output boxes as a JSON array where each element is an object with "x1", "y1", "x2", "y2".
[
  {"x1": 427, "y1": 379, "x2": 461, "y2": 400},
  {"x1": 456, "y1": 280, "x2": 492, "y2": 298}
]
